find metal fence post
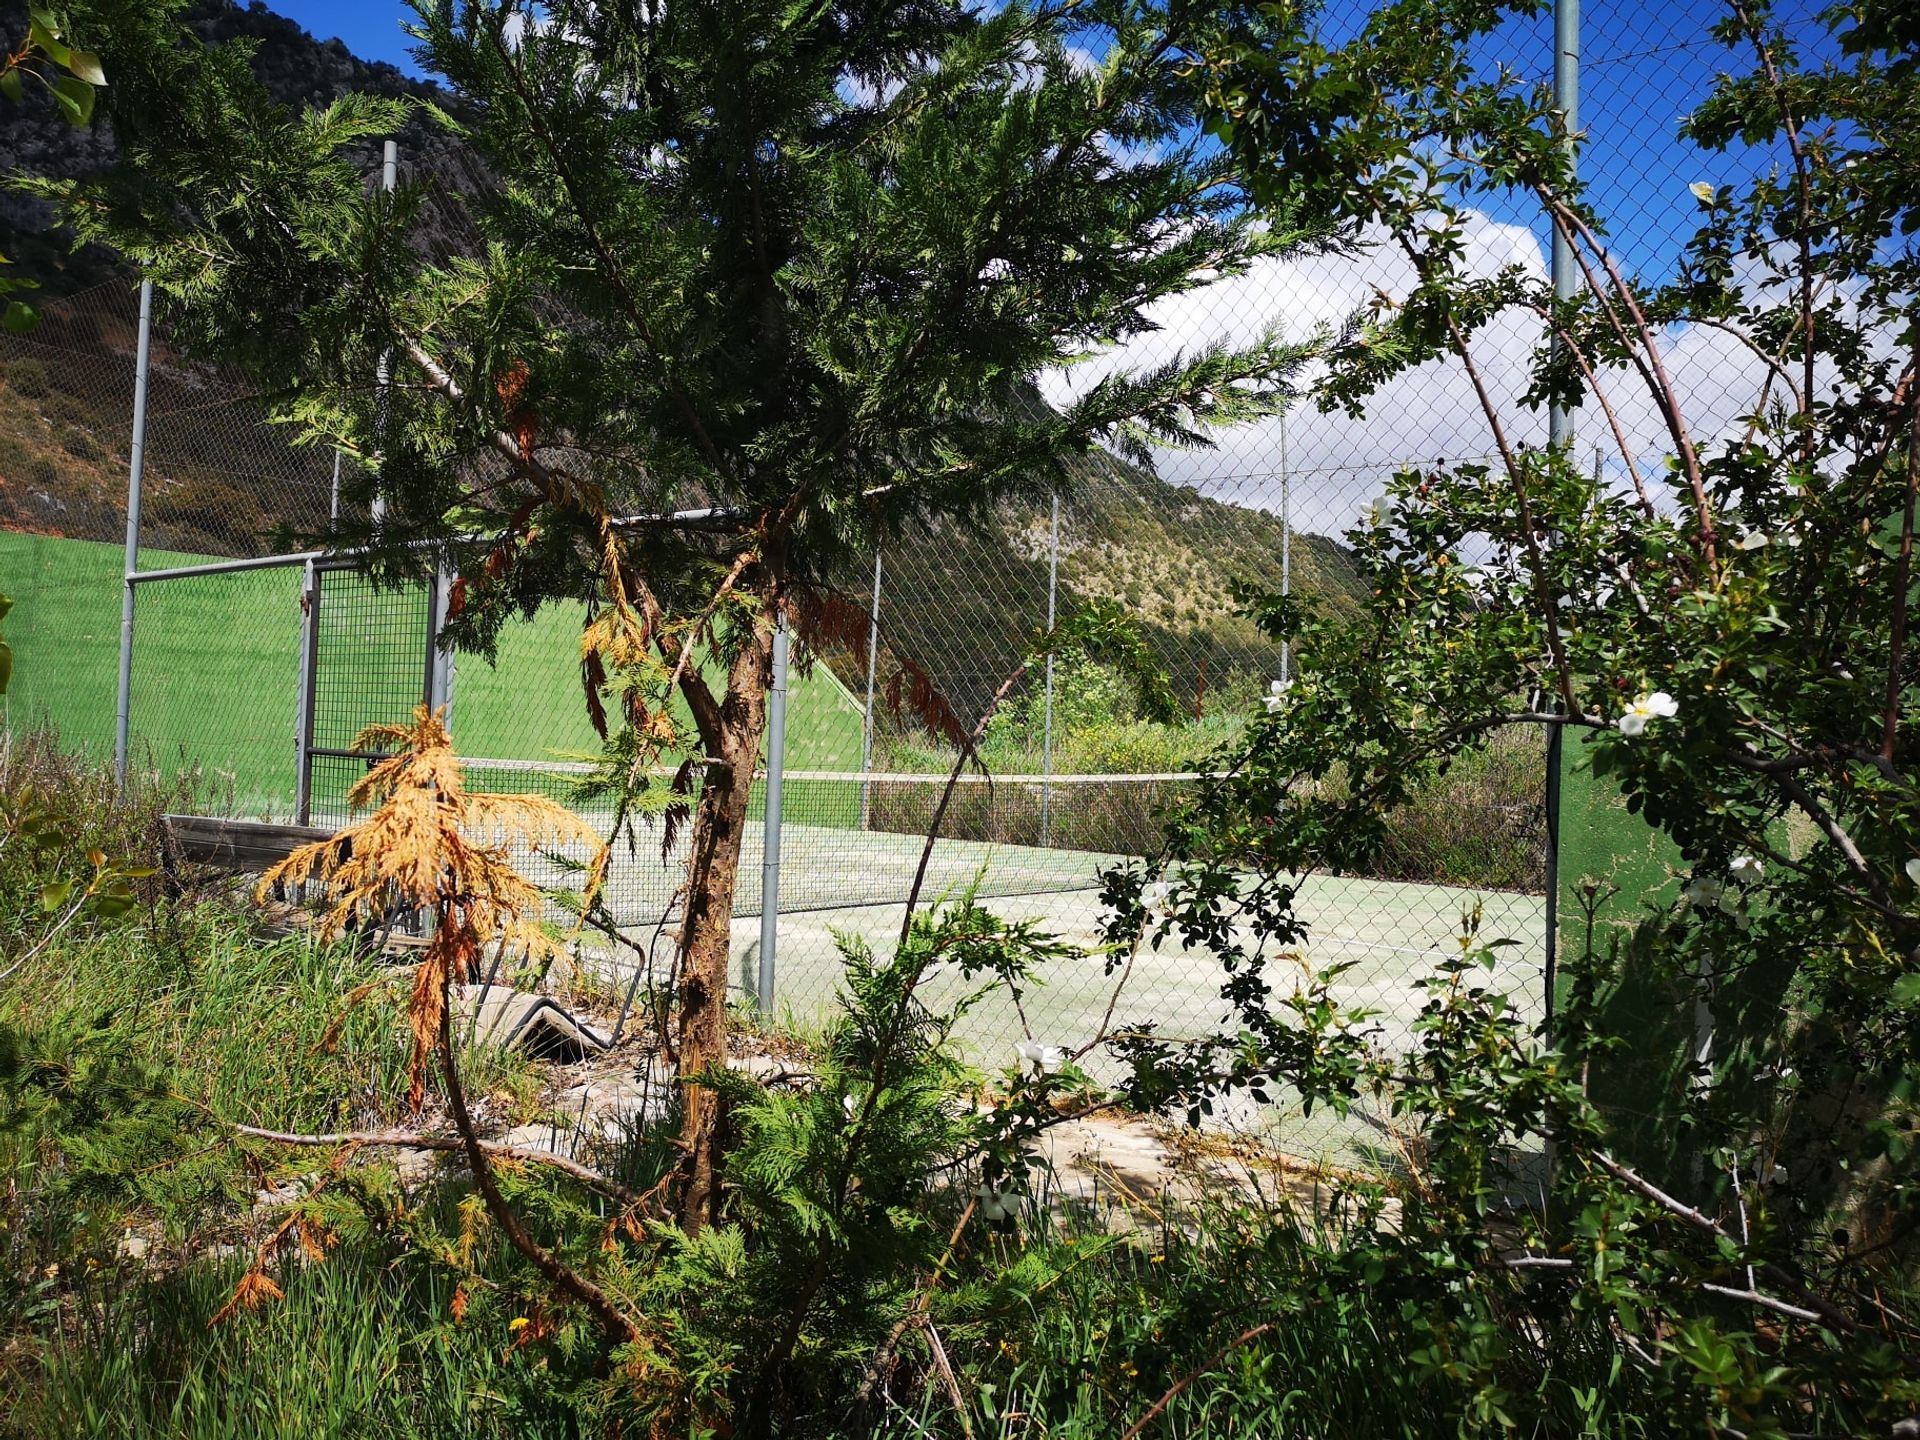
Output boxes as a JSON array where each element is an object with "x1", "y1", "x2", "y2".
[
  {"x1": 757, "y1": 610, "x2": 790, "y2": 1015},
  {"x1": 859, "y1": 551, "x2": 883, "y2": 830},
  {"x1": 294, "y1": 559, "x2": 320, "y2": 823},
  {"x1": 1039, "y1": 493, "x2": 1060, "y2": 846},
  {"x1": 426, "y1": 564, "x2": 457, "y2": 725},
  {"x1": 1542, "y1": 0, "x2": 1579, "y2": 1177},
  {"x1": 113, "y1": 278, "x2": 154, "y2": 789},
  {"x1": 1549, "y1": 0, "x2": 1580, "y2": 452},
  {"x1": 1279, "y1": 413, "x2": 1292, "y2": 685},
  {"x1": 371, "y1": 139, "x2": 398, "y2": 527}
]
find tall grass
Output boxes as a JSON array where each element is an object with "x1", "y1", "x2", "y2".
[
  {"x1": 874, "y1": 1196, "x2": 1645, "y2": 1440},
  {"x1": 14, "y1": 1240, "x2": 584, "y2": 1440}
]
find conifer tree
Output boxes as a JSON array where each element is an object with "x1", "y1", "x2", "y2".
[{"x1": 44, "y1": 0, "x2": 1324, "y2": 1226}]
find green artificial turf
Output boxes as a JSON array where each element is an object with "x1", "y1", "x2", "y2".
[{"x1": 1, "y1": 532, "x2": 868, "y2": 822}]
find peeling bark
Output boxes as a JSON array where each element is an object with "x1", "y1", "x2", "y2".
[{"x1": 672, "y1": 602, "x2": 774, "y2": 1232}]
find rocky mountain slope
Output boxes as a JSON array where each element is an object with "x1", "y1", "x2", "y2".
[{"x1": 0, "y1": 2, "x2": 1357, "y2": 723}]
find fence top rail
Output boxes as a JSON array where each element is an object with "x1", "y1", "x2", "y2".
[
  {"x1": 452, "y1": 755, "x2": 1221, "y2": 785},
  {"x1": 126, "y1": 506, "x2": 764, "y2": 585}
]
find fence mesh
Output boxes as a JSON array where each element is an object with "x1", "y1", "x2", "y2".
[{"x1": 0, "y1": 0, "x2": 1821, "y2": 1153}]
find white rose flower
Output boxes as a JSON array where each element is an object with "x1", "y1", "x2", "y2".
[
  {"x1": 1143, "y1": 879, "x2": 1174, "y2": 917},
  {"x1": 1618, "y1": 691, "x2": 1678, "y2": 737},
  {"x1": 1015, "y1": 1040, "x2": 1067, "y2": 1076},
  {"x1": 1263, "y1": 679, "x2": 1290, "y2": 714},
  {"x1": 1906, "y1": 858, "x2": 1920, "y2": 886},
  {"x1": 973, "y1": 1182, "x2": 1009, "y2": 1223},
  {"x1": 1684, "y1": 875, "x2": 1725, "y2": 910},
  {"x1": 1729, "y1": 855, "x2": 1764, "y2": 882},
  {"x1": 1735, "y1": 529, "x2": 1769, "y2": 551}
]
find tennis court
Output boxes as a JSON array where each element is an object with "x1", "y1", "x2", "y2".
[{"x1": 543, "y1": 786, "x2": 1547, "y2": 1156}]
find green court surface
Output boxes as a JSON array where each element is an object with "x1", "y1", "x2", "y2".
[
  {"x1": 538, "y1": 812, "x2": 1546, "y2": 1151},
  {"x1": 1, "y1": 532, "x2": 866, "y2": 819}
]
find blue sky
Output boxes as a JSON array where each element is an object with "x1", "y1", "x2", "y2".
[
  {"x1": 267, "y1": 0, "x2": 428, "y2": 76},
  {"x1": 257, "y1": 0, "x2": 1834, "y2": 501},
  {"x1": 263, "y1": 0, "x2": 1828, "y2": 277}
]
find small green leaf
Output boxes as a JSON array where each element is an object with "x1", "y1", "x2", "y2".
[
  {"x1": 1893, "y1": 974, "x2": 1920, "y2": 1008},
  {"x1": 0, "y1": 69, "x2": 23, "y2": 104},
  {"x1": 0, "y1": 301, "x2": 31, "y2": 333},
  {"x1": 50, "y1": 72, "x2": 94, "y2": 127},
  {"x1": 0, "y1": 638, "x2": 11, "y2": 698},
  {"x1": 65, "y1": 50, "x2": 106, "y2": 87},
  {"x1": 39, "y1": 878, "x2": 75, "y2": 912},
  {"x1": 28, "y1": 15, "x2": 73, "y2": 70}
]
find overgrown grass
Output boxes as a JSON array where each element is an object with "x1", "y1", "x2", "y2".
[
  {"x1": 0, "y1": 737, "x2": 1589, "y2": 1437},
  {"x1": 875, "y1": 1196, "x2": 1645, "y2": 1440},
  {"x1": 0, "y1": 734, "x2": 544, "y2": 1410},
  {"x1": 11, "y1": 1243, "x2": 585, "y2": 1440},
  {"x1": 872, "y1": 723, "x2": 1546, "y2": 892}
]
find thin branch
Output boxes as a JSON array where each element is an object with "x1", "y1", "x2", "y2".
[
  {"x1": 1392, "y1": 231, "x2": 1575, "y2": 713},
  {"x1": 1700, "y1": 1282, "x2": 1823, "y2": 1324},
  {"x1": 230, "y1": 1123, "x2": 651, "y2": 1210},
  {"x1": 898, "y1": 662, "x2": 1029, "y2": 947},
  {"x1": 1539, "y1": 197, "x2": 1717, "y2": 565},
  {"x1": 1523, "y1": 301, "x2": 1658, "y2": 521},
  {"x1": 435, "y1": 950, "x2": 642, "y2": 1343},
  {"x1": 1117, "y1": 1322, "x2": 1277, "y2": 1440},
  {"x1": 1769, "y1": 769, "x2": 1891, "y2": 909},
  {"x1": 1591, "y1": 1152, "x2": 1855, "y2": 1333},
  {"x1": 486, "y1": 24, "x2": 729, "y2": 475},
  {"x1": 0, "y1": 894, "x2": 89, "y2": 985},
  {"x1": 1731, "y1": 1, "x2": 1819, "y2": 467}
]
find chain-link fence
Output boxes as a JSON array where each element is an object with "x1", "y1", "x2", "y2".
[{"x1": 0, "y1": 0, "x2": 1806, "y2": 1156}]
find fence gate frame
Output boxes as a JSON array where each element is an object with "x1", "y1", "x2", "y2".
[{"x1": 292, "y1": 558, "x2": 454, "y2": 825}]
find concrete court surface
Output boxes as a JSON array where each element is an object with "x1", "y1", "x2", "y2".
[{"x1": 570, "y1": 818, "x2": 1546, "y2": 1160}]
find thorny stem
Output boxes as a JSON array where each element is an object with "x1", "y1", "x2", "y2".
[
  {"x1": 1544, "y1": 199, "x2": 1714, "y2": 563},
  {"x1": 1524, "y1": 300, "x2": 1657, "y2": 520},
  {"x1": 1389, "y1": 231, "x2": 1576, "y2": 712},
  {"x1": 1732, "y1": 1, "x2": 1819, "y2": 468}
]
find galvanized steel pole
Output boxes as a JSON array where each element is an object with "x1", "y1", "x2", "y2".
[
  {"x1": 1039, "y1": 493, "x2": 1060, "y2": 846},
  {"x1": 1542, "y1": 0, "x2": 1579, "y2": 1108},
  {"x1": 371, "y1": 139, "x2": 397, "y2": 527},
  {"x1": 1279, "y1": 413, "x2": 1292, "y2": 685},
  {"x1": 294, "y1": 559, "x2": 320, "y2": 824},
  {"x1": 113, "y1": 279, "x2": 154, "y2": 787},
  {"x1": 757, "y1": 612, "x2": 789, "y2": 1015},
  {"x1": 1549, "y1": 0, "x2": 1579, "y2": 449},
  {"x1": 859, "y1": 551, "x2": 882, "y2": 830}
]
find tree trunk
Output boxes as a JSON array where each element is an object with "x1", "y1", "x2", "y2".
[{"x1": 672, "y1": 605, "x2": 774, "y2": 1232}]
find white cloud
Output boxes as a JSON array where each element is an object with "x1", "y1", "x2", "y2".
[{"x1": 1041, "y1": 210, "x2": 1787, "y2": 540}]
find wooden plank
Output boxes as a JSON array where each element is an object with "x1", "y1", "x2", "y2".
[{"x1": 163, "y1": 813, "x2": 337, "y2": 873}]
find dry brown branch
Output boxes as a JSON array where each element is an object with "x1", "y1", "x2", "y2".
[
  {"x1": 231, "y1": 1124, "x2": 651, "y2": 1209},
  {"x1": 1118, "y1": 1321, "x2": 1277, "y2": 1440}
]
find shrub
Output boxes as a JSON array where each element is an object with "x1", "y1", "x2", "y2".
[
  {"x1": 57, "y1": 426, "x2": 104, "y2": 465},
  {"x1": 1, "y1": 360, "x2": 51, "y2": 399}
]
